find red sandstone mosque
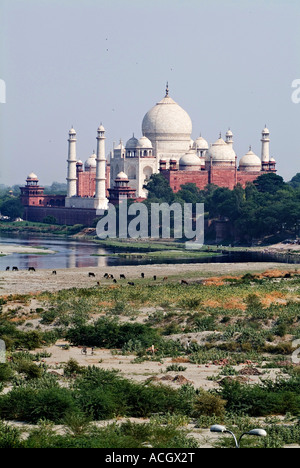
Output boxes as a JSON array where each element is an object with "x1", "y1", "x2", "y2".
[{"x1": 21, "y1": 85, "x2": 277, "y2": 225}]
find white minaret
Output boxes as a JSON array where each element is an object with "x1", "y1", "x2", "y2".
[
  {"x1": 66, "y1": 127, "x2": 77, "y2": 200},
  {"x1": 95, "y1": 124, "x2": 108, "y2": 210},
  {"x1": 261, "y1": 126, "x2": 270, "y2": 163},
  {"x1": 225, "y1": 128, "x2": 234, "y2": 147}
]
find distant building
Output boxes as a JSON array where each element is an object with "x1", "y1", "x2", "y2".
[{"x1": 20, "y1": 85, "x2": 277, "y2": 225}]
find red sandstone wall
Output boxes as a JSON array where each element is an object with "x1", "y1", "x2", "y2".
[
  {"x1": 162, "y1": 170, "x2": 209, "y2": 192},
  {"x1": 23, "y1": 206, "x2": 98, "y2": 226},
  {"x1": 237, "y1": 171, "x2": 261, "y2": 188}
]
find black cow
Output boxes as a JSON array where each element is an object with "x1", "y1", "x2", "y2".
[
  {"x1": 5, "y1": 267, "x2": 10, "y2": 271},
  {"x1": 128, "y1": 282, "x2": 135, "y2": 286},
  {"x1": 120, "y1": 274, "x2": 126, "y2": 279},
  {"x1": 28, "y1": 267, "x2": 36, "y2": 272},
  {"x1": 12, "y1": 267, "x2": 19, "y2": 271},
  {"x1": 52, "y1": 271, "x2": 57, "y2": 275},
  {"x1": 89, "y1": 272, "x2": 96, "y2": 278},
  {"x1": 141, "y1": 273, "x2": 145, "y2": 278}
]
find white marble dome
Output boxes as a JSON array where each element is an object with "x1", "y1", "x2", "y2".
[
  {"x1": 85, "y1": 152, "x2": 97, "y2": 169},
  {"x1": 205, "y1": 137, "x2": 236, "y2": 163},
  {"x1": 27, "y1": 172, "x2": 38, "y2": 180},
  {"x1": 193, "y1": 136, "x2": 209, "y2": 150},
  {"x1": 116, "y1": 171, "x2": 128, "y2": 180},
  {"x1": 179, "y1": 151, "x2": 202, "y2": 171},
  {"x1": 239, "y1": 150, "x2": 261, "y2": 172},
  {"x1": 142, "y1": 95, "x2": 192, "y2": 138},
  {"x1": 137, "y1": 136, "x2": 152, "y2": 148},
  {"x1": 126, "y1": 135, "x2": 138, "y2": 149}
]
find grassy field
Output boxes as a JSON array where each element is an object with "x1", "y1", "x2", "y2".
[{"x1": 0, "y1": 268, "x2": 299, "y2": 448}]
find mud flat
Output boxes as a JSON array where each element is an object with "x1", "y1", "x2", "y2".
[{"x1": 0, "y1": 261, "x2": 299, "y2": 296}]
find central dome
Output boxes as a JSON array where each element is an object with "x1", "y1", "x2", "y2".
[{"x1": 142, "y1": 93, "x2": 192, "y2": 139}]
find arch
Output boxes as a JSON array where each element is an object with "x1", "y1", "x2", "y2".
[
  {"x1": 143, "y1": 166, "x2": 153, "y2": 181},
  {"x1": 128, "y1": 165, "x2": 136, "y2": 180}
]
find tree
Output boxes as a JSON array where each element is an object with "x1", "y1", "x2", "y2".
[
  {"x1": 288, "y1": 173, "x2": 300, "y2": 189},
  {"x1": 0, "y1": 198, "x2": 23, "y2": 219},
  {"x1": 254, "y1": 173, "x2": 286, "y2": 194},
  {"x1": 143, "y1": 173, "x2": 174, "y2": 203}
]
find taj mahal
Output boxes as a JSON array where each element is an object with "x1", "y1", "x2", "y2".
[{"x1": 20, "y1": 85, "x2": 277, "y2": 225}]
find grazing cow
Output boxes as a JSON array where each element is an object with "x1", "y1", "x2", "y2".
[
  {"x1": 163, "y1": 276, "x2": 168, "y2": 281},
  {"x1": 97, "y1": 281, "x2": 101, "y2": 286},
  {"x1": 128, "y1": 282, "x2": 135, "y2": 286},
  {"x1": 141, "y1": 273, "x2": 145, "y2": 278},
  {"x1": 113, "y1": 279, "x2": 117, "y2": 283},
  {"x1": 120, "y1": 274, "x2": 126, "y2": 279},
  {"x1": 88, "y1": 272, "x2": 96, "y2": 278},
  {"x1": 153, "y1": 275, "x2": 157, "y2": 281},
  {"x1": 5, "y1": 267, "x2": 10, "y2": 271},
  {"x1": 52, "y1": 271, "x2": 57, "y2": 275},
  {"x1": 181, "y1": 279, "x2": 188, "y2": 285},
  {"x1": 12, "y1": 267, "x2": 19, "y2": 271},
  {"x1": 104, "y1": 273, "x2": 109, "y2": 278},
  {"x1": 28, "y1": 267, "x2": 36, "y2": 272}
]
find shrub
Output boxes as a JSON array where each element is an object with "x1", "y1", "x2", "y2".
[{"x1": 193, "y1": 391, "x2": 227, "y2": 419}]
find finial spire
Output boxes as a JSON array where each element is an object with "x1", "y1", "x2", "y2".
[{"x1": 165, "y1": 82, "x2": 169, "y2": 97}]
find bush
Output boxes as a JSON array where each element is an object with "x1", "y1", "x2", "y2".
[{"x1": 193, "y1": 391, "x2": 227, "y2": 419}]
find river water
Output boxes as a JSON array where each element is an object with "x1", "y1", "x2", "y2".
[{"x1": 0, "y1": 233, "x2": 298, "y2": 271}]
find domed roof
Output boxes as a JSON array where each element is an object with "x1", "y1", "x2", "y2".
[
  {"x1": 85, "y1": 152, "x2": 97, "y2": 169},
  {"x1": 179, "y1": 151, "x2": 202, "y2": 168},
  {"x1": 116, "y1": 171, "x2": 128, "y2": 180},
  {"x1": 205, "y1": 137, "x2": 236, "y2": 162},
  {"x1": 137, "y1": 136, "x2": 153, "y2": 148},
  {"x1": 126, "y1": 135, "x2": 138, "y2": 149},
  {"x1": 270, "y1": 157, "x2": 276, "y2": 162},
  {"x1": 142, "y1": 92, "x2": 192, "y2": 137},
  {"x1": 98, "y1": 124, "x2": 105, "y2": 132},
  {"x1": 239, "y1": 150, "x2": 261, "y2": 170},
  {"x1": 27, "y1": 172, "x2": 38, "y2": 180},
  {"x1": 262, "y1": 126, "x2": 269, "y2": 134},
  {"x1": 193, "y1": 136, "x2": 209, "y2": 150}
]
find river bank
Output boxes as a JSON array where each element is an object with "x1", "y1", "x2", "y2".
[{"x1": 1, "y1": 261, "x2": 299, "y2": 296}]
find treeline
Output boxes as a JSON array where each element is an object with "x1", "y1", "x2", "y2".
[{"x1": 144, "y1": 173, "x2": 300, "y2": 242}]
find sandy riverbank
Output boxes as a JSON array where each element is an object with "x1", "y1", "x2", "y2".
[
  {"x1": 0, "y1": 243, "x2": 55, "y2": 256},
  {"x1": 0, "y1": 261, "x2": 299, "y2": 296}
]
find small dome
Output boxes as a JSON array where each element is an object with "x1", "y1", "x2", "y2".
[
  {"x1": 27, "y1": 172, "x2": 38, "y2": 180},
  {"x1": 69, "y1": 127, "x2": 76, "y2": 135},
  {"x1": 193, "y1": 136, "x2": 209, "y2": 150},
  {"x1": 98, "y1": 124, "x2": 105, "y2": 132},
  {"x1": 226, "y1": 129, "x2": 233, "y2": 137},
  {"x1": 126, "y1": 135, "x2": 138, "y2": 149},
  {"x1": 270, "y1": 157, "x2": 276, "y2": 162},
  {"x1": 179, "y1": 151, "x2": 202, "y2": 171},
  {"x1": 85, "y1": 152, "x2": 97, "y2": 169},
  {"x1": 205, "y1": 137, "x2": 236, "y2": 163},
  {"x1": 77, "y1": 160, "x2": 83, "y2": 165},
  {"x1": 239, "y1": 150, "x2": 261, "y2": 172},
  {"x1": 262, "y1": 127, "x2": 269, "y2": 134},
  {"x1": 137, "y1": 136, "x2": 153, "y2": 148},
  {"x1": 116, "y1": 171, "x2": 128, "y2": 180}
]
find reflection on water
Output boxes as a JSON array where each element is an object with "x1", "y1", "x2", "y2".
[
  {"x1": 0, "y1": 233, "x2": 298, "y2": 271},
  {"x1": 0, "y1": 234, "x2": 115, "y2": 270}
]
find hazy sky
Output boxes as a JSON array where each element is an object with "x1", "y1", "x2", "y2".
[{"x1": 0, "y1": 0, "x2": 299, "y2": 186}]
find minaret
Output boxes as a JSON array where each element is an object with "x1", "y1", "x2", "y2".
[
  {"x1": 95, "y1": 124, "x2": 108, "y2": 210},
  {"x1": 66, "y1": 127, "x2": 77, "y2": 199},
  {"x1": 261, "y1": 126, "x2": 270, "y2": 171},
  {"x1": 225, "y1": 129, "x2": 233, "y2": 147}
]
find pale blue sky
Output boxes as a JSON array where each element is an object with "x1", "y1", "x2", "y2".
[{"x1": 0, "y1": 0, "x2": 299, "y2": 186}]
